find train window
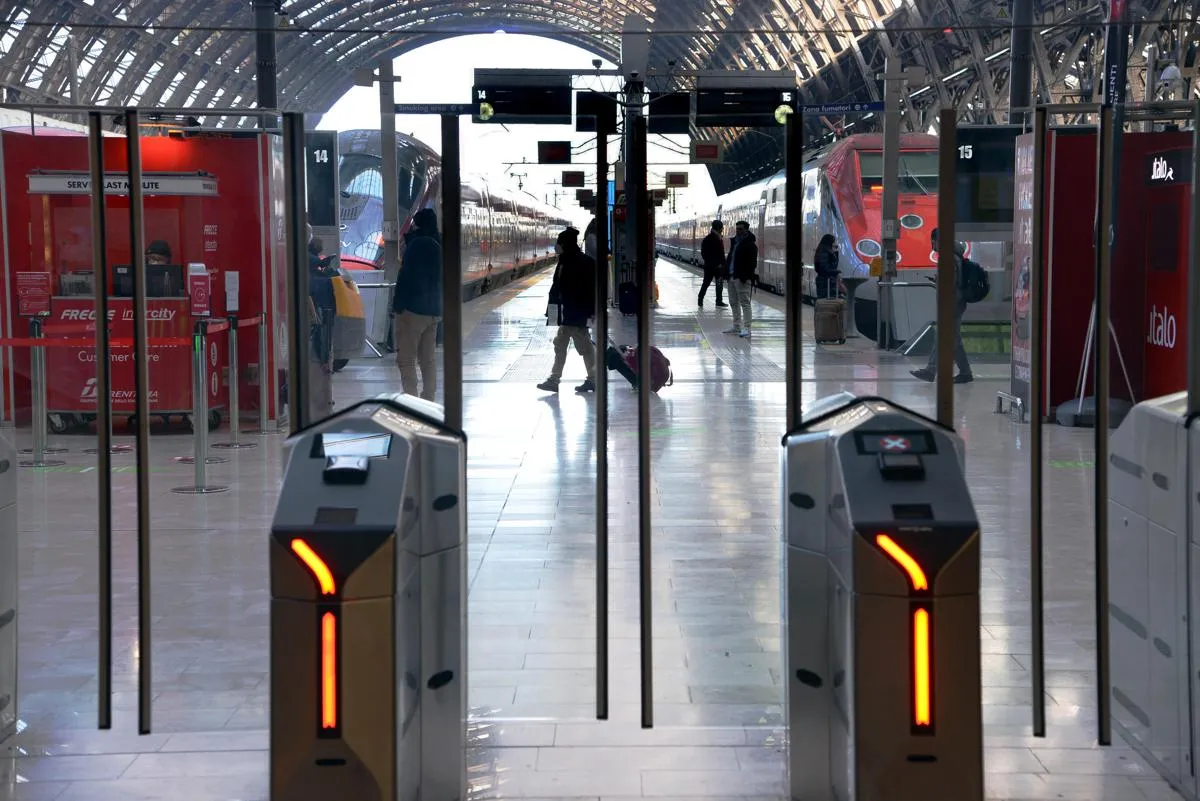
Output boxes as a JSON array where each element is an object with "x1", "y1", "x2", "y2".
[
  {"x1": 340, "y1": 156, "x2": 383, "y2": 199},
  {"x1": 857, "y1": 151, "x2": 940, "y2": 195}
]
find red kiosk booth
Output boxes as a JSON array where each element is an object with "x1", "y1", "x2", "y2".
[
  {"x1": 1010, "y1": 128, "x2": 1193, "y2": 418},
  {"x1": 0, "y1": 129, "x2": 290, "y2": 431}
]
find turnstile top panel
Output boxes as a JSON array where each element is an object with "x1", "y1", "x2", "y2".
[{"x1": 1132, "y1": 391, "x2": 1189, "y2": 426}]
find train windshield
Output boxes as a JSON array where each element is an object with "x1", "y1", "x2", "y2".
[
  {"x1": 857, "y1": 151, "x2": 939, "y2": 195},
  {"x1": 338, "y1": 153, "x2": 428, "y2": 263}
]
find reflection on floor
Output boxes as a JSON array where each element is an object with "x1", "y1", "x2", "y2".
[{"x1": 0, "y1": 261, "x2": 1181, "y2": 800}]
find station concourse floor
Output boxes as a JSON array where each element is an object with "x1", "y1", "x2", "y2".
[{"x1": 0, "y1": 259, "x2": 1181, "y2": 801}]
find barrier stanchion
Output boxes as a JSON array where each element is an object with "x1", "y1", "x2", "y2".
[
  {"x1": 212, "y1": 316, "x2": 257, "y2": 450},
  {"x1": 20, "y1": 316, "x2": 66, "y2": 467},
  {"x1": 172, "y1": 320, "x2": 228, "y2": 494},
  {"x1": 249, "y1": 313, "x2": 274, "y2": 435}
]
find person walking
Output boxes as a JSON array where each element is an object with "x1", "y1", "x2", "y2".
[
  {"x1": 697, "y1": 219, "x2": 727, "y2": 308},
  {"x1": 392, "y1": 208, "x2": 443, "y2": 400},
  {"x1": 723, "y1": 220, "x2": 757, "y2": 338},
  {"x1": 538, "y1": 227, "x2": 597, "y2": 393},
  {"x1": 911, "y1": 227, "x2": 974, "y2": 384}
]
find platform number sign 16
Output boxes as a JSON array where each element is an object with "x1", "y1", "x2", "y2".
[{"x1": 958, "y1": 145, "x2": 974, "y2": 160}]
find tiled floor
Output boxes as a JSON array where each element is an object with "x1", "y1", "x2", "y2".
[{"x1": 0, "y1": 260, "x2": 1183, "y2": 800}]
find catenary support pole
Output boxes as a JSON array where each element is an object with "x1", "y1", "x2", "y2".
[
  {"x1": 282, "y1": 113, "x2": 310, "y2": 433},
  {"x1": 935, "y1": 110, "x2": 957, "y2": 428},
  {"x1": 125, "y1": 109, "x2": 153, "y2": 735},
  {"x1": 1094, "y1": 104, "x2": 1115, "y2": 747},
  {"x1": 1029, "y1": 106, "x2": 1048, "y2": 737},
  {"x1": 1008, "y1": 0, "x2": 1034, "y2": 121},
  {"x1": 88, "y1": 111, "x2": 113, "y2": 730},
  {"x1": 785, "y1": 113, "x2": 804, "y2": 430},
  {"x1": 254, "y1": 0, "x2": 277, "y2": 127},
  {"x1": 440, "y1": 114, "x2": 463, "y2": 431},
  {"x1": 594, "y1": 130, "x2": 610, "y2": 721}
]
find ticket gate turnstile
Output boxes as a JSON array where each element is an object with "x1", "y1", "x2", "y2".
[
  {"x1": 270, "y1": 394, "x2": 466, "y2": 801},
  {"x1": 782, "y1": 395, "x2": 982, "y2": 801},
  {"x1": 0, "y1": 433, "x2": 16, "y2": 741}
]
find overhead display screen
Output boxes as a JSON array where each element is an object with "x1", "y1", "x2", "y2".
[{"x1": 955, "y1": 126, "x2": 1022, "y2": 226}]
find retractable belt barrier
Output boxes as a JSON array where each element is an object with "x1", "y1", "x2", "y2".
[
  {"x1": 782, "y1": 394, "x2": 983, "y2": 801},
  {"x1": 269, "y1": 393, "x2": 466, "y2": 801}
]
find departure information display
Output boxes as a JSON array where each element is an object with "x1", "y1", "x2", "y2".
[
  {"x1": 955, "y1": 125, "x2": 1022, "y2": 225},
  {"x1": 305, "y1": 131, "x2": 338, "y2": 229}
]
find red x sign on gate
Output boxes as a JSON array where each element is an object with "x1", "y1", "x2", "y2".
[{"x1": 882, "y1": 436, "x2": 910, "y2": 452}]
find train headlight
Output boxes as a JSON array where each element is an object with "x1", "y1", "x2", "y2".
[
  {"x1": 900, "y1": 214, "x2": 923, "y2": 229},
  {"x1": 855, "y1": 238, "x2": 882, "y2": 258}
]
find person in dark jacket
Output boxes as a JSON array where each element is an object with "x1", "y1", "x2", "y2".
[
  {"x1": 697, "y1": 219, "x2": 727, "y2": 308},
  {"x1": 723, "y1": 220, "x2": 758, "y2": 338},
  {"x1": 392, "y1": 208, "x2": 443, "y2": 401},
  {"x1": 911, "y1": 226, "x2": 974, "y2": 384},
  {"x1": 307, "y1": 226, "x2": 337, "y2": 421},
  {"x1": 538, "y1": 227, "x2": 597, "y2": 393},
  {"x1": 813, "y1": 234, "x2": 840, "y2": 299}
]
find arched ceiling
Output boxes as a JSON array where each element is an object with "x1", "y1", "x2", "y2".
[{"x1": 0, "y1": 0, "x2": 1195, "y2": 193}]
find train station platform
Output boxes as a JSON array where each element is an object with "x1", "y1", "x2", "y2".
[{"x1": 0, "y1": 260, "x2": 1180, "y2": 801}]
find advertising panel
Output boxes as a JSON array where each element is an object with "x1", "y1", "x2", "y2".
[{"x1": 1009, "y1": 133, "x2": 1035, "y2": 407}]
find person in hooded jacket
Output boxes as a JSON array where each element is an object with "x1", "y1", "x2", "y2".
[
  {"x1": 911, "y1": 226, "x2": 974, "y2": 384},
  {"x1": 697, "y1": 219, "x2": 727, "y2": 308},
  {"x1": 813, "y1": 234, "x2": 840, "y2": 299},
  {"x1": 538, "y1": 227, "x2": 597, "y2": 393},
  {"x1": 306, "y1": 225, "x2": 337, "y2": 421},
  {"x1": 392, "y1": 208, "x2": 443, "y2": 400},
  {"x1": 723, "y1": 220, "x2": 758, "y2": 338}
]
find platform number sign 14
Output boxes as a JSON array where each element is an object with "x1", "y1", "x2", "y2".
[{"x1": 312, "y1": 149, "x2": 330, "y2": 164}]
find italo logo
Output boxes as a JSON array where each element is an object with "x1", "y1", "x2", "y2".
[
  {"x1": 1147, "y1": 305, "x2": 1177, "y2": 349},
  {"x1": 1150, "y1": 156, "x2": 1175, "y2": 183}
]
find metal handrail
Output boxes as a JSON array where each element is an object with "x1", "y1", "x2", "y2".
[{"x1": 876, "y1": 280, "x2": 936, "y2": 289}]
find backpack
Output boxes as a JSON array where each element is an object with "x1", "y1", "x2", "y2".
[
  {"x1": 621, "y1": 346, "x2": 673, "y2": 392},
  {"x1": 960, "y1": 258, "x2": 990, "y2": 303}
]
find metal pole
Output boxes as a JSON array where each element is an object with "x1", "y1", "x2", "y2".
[
  {"x1": 195, "y1": 325, "x2": 207, "y2": 488},
  {"x1": 593, "y1": 130, "x2": 610, "y2": 721},
  {"x1": 254, "y1": 0, "x2": 277, "y2": 125},
  {"x1": 380, "y1": 61, "x2": 401, "y2": 288},
  {"x1": 214, "y1": 320, "x2": 255, "y2": 450},
  {"x1": 1008, "y1": 0, "x2": 1034, "y2": 121},
  {"x1": 440, "y1": 115, "x2": 463, "y2": 431},
  {"x1": 785, "y1": 113, "x2": 804, "y2": 430},
  {"x1": 88, "y1": 111, "x2": 113, "y2": 730},
  {"x1": 125, "y1": 108, "x2": 153, "y2": 735},
  {"x1": 19, "y1": 319, "x2": 64, "y2": 469},
  {"x1": 879, "y1": 57, "x2": 903, "y2": 349},
  {"x1": 1029, "y1": 106, "x2": 1048, "y2": 737},
  {"x1": 631, "y1": 111, "x2": 654, "y2": 730},
  {"x1": 282, "y1": 113, "x2": 310, "y2": 434},
  {"x1": 936, "y1": 110, "x2": 957, "y2": 427},
  {"x1": 256, "y1": 313, "x2": 271, "y2": 433},
  {"x1": 1094, "y1": 103, "x2": 1115, "y2": 747},
  {"x1": 1187, "y1": 100, "x2": 1200, "y2": 417}
]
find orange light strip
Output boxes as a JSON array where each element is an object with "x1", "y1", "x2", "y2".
[
  {"x1": 913, "y1": 608, "x2": 932, "y2": 726},
  {"x1": 291, "y1": 538, "x2": 336, "y2": 595},
  {"x1": 321, "y1": 611, "x2": 337, "y2": 729},
  {"x1": 875, "y1": 534, "x2": 929, "y2": 590}
]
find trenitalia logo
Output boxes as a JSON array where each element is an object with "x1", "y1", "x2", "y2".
[{"x1": 58, "y1": 308, "x2": 178, "y2": 322}]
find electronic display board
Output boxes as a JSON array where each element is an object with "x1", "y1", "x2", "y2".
[{"x1": 955, "y1": 125, "x2": 1022, "y2": 226}]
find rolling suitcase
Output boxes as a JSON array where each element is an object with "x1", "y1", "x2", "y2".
[{"x1": 814, "y1": 297, "x2": 846, "y2": 344}]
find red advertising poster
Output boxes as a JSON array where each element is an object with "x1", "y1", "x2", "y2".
[
  {"x1": 16, "y1": 272, "x2": 51, "y2": 317},
  {"x1": 43, "y1": 297, "x2": 221, "y2": 415},
  {"x1": 1009, "y1": 133, "x2": 1035, "y2": 406}
]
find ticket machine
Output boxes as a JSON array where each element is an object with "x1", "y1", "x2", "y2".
[
  {"x1": 270, "y1": 394, "x2": 466, "y2": 801},
  {"x1": 0, "y1": 432, "x2": 16, "y2": 741},
  {"x1": 782, "y1": 395, "x2": 983, "y2": 801}
]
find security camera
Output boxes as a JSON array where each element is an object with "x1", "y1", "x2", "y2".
[
  {"x1": 668, "y1": 59, "x2": 676, "y2": 68},
  {"x1": 631, "y1": 71, "x2": 640, "y2": 79},
  {"x1": 592, "y1": 59, "x2": 602, "y2": 70}
]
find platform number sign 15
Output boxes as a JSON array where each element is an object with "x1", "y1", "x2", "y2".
[{"x1": 958, "y1": 145, "x2": 973, "y2": 159}]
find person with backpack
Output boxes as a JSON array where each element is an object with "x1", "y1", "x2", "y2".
[
  {"x1": 723, "y1": 220, "x2": 758, "y2": 339},
  {"x1": 697, "y1": 220, "x2": 727, "y2": 308},
  {"x1": 911, "y1": 226, "x2": 985, "y2": 384},
  {"x1": 538, "y1": 227, "x2": 597, "y2": 393}
]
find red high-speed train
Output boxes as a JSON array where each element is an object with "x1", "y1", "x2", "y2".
[{"x1": 656, "y1": 133, "x2": 949, "y2": 342}]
